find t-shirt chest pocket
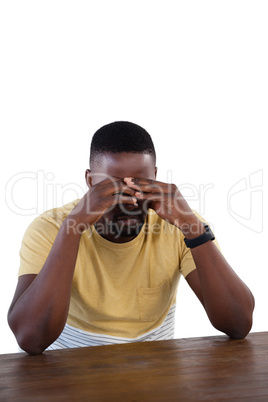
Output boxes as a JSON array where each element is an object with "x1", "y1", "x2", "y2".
[{"x1": 137, "y1": 278, "x2": 171, "y2": 322}]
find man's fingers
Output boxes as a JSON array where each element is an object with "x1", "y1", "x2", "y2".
[
  {"x1": 134, "y1": 191, "x2": 183, "y2": 203},
  {"x1": 98, "y1": 179, "x2": 136, "y2": 197},
  {"x1": 110, "y1": 195, "x2": 138, "y2": 207},
  {"x1": 124, "y1": 177, "x2": 172, "y2": 194},
  {"x1": 133, "y1": 193, "x2": 164, "y2": 202}
]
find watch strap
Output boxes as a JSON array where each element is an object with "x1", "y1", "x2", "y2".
[{"x1": 184, "y1": 223, "x2": 215, "y2": 249}]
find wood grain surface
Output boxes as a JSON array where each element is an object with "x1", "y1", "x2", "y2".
[{"x1": 1, "y1": 332, "x2": 268, "y2": 401}]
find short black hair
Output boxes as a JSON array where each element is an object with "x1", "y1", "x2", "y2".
[{"x1": 90, "y1": 121, "x2": 156, "y2": 167}]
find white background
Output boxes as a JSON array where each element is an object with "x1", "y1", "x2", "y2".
[{"x1": 0, "y1": 1, "x2": 267, "y2": 354}]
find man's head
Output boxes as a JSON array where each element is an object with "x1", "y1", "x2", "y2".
[
  {"x1": 89, "y1": 121, "x2": 156, "y2": 170},
  {"x1": 86, "y1": 121, "x2": 157, "y2": 242}
]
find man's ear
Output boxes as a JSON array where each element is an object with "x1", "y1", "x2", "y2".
[
  {"x1": 155, "y1": 166, "x2": 158, "y2": 179},
  {"x1": 85, "y1": 169, "x2": 92, "y2": 188}
]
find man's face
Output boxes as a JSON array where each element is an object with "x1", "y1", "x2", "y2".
[{"x1": 87, "y1": 152, "x2": 157, "y2": 242}]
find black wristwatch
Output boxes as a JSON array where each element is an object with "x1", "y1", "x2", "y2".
[{"x1": 184, "y1": 223, "x2": 215, "y2": 249}]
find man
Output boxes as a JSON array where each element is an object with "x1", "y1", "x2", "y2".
[{"x1": 8, "y1": 121, "x2": 255, "y2": 355}]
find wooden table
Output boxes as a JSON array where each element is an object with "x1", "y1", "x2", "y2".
[{"x1": 1, "y1": 332, "x2": 268, "y2": 401}]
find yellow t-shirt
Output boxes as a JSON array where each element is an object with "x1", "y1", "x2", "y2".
[{"x1": 19, "y1": 200, "x2": 216, "y2": 344}]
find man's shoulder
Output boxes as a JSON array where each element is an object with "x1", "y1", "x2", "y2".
[{"x1": 38, "y1": 199, "x2": 80, "y2": 228}]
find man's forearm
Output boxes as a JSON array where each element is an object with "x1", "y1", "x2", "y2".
[
  {"x1": 181, "y1": 215, "x2": 255, "y2": 338},
  {"x1": 190, "y1": 241, "x2": 254, "y2": 338},
  {"x1": 8, "y1": 217, "x2": 82, "y2": 354}
]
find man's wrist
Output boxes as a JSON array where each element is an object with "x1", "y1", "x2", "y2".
[
  {"x1": 62, "y1": 216, "x2": 87, "y2": 236},
  {"x1": 174, "y1": 215, "x2": 205, "y2": 239}
]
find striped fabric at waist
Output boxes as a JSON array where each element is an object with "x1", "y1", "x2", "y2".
[{"x1": 46, "y1": 304, "x2": 176, "y2": 350}]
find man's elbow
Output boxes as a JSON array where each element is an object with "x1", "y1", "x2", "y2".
[
  {"x1": 227, "y1": 329, "x2": 250, "y2": 340},
  {"x1": 8, "y1": 314, "x2": 46, "y2": 355},
  {"x1": 16, "y1": 331, "x2": 47, "y2": 355},
  {"x1": 225, "y1": 314, "x2": 253, "y2": 340},
  {"x1": 211, "y1": 307, "x2": 254, "y2": 340}
]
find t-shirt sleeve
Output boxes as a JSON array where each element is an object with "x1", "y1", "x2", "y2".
[
  {"x1": 179, "y1": 239, "x2": 198, "y2": 278},
  {"x1": 179, "y1": 236, "x2": 221, "y2": 278},
  {"x1": 19, "y1": 216, "x2": 60, "y2": 276}
]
